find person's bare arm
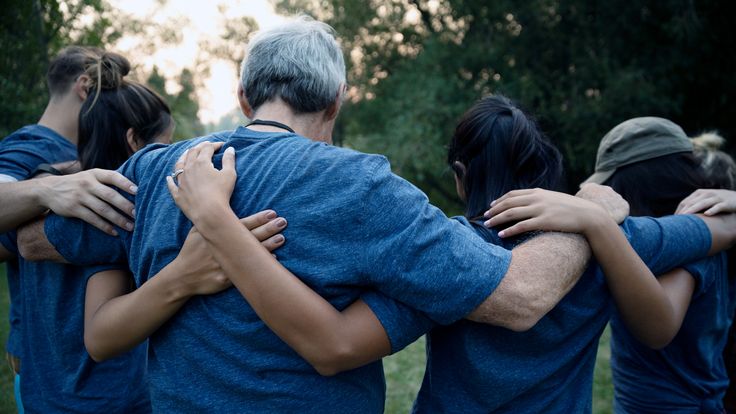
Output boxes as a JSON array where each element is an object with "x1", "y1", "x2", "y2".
[
  {"x1": 466, "y1": 184, "x2": 628, "y2": 331},
  {"x1": 85, "y1": 211, "x2": 286, "y2": 361},
  {"x1": 465, "y1": 232, "x2": 590, "y2": 331},
  {"x1": 16, "y1": 217, "x2": 66, "y2": 262},
  {"x1": 698, "y1": 213, "x2": 736, "y2": 255},
  {"x1": 0, "y1": 169, "x2": 137, "y2": 236},
  {"x1": 167, "y1": 143, "x2": 392, "y2": 376}
]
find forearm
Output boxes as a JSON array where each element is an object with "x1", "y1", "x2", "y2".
[
  {"x1": 698, "y1": 213, "x2": 736, "y2": 255},
  {"x1": 195, "y1": 208, "x2": 389, "y2": 375},
  {"x1": 0, "y1": 180, "x2": 48, "y2": 232},
  {"x1": 17, "y1": 217, "x2": 66, "y2": 262},
  {"x1": 587, "y1": 218, "x2": 684, "y2": 348},
  {"x1": 84, "y1": 265, "x2": 191, "y2": 361},
  {"x1": 467, "y1": 232, "x2": 590, "y2": 331}
]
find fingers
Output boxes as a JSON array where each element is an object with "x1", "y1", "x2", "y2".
[
  {"x1": 74, "y1": 206, "x2": 119, "y2": 236},
  {"x1": 239, "y1": 210, "x2": 278, "y2": 230},
  {"x1": 705, "y1": 202, "x2": 728, "y2": 216},
  {"x1": 498, "y1": 218, "x2": 542, "y2": 238},
  {"x1": 485, "y1": 206, "x2": 537, "y2": 228},
  {"x1": 222, "y1": 146, "x2": 235, "y2": 173},
  {"x1": 89, "y1": 180, "x2": 135, "y2": 217},
  {"x1": 91, "y1": 169, "x2": 138, "y2": 195},
  {"x1": 486, "y1": 194, "x2": 536, "y2": 218},
  {"x1": 250, "y1": 217, "x2": 287, "y2": 241},
  {"x1": 260, "y1": 234, "x2": 286, "y2": 252},
  {"x1": 166, "y1": 175, "x2": 179, "y2": 201}
]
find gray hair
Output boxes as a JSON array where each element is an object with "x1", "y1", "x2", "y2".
[
  {"x1": 692, "y1": 132, "x2": 736, "y2": 190},
  {"x1": 240, "y1": 16, "x2": 346, "y2": 114}
]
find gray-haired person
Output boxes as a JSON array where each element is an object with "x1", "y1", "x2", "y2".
[{"x1": 18, "y1": 17, "x2": 736, "y2": 412}]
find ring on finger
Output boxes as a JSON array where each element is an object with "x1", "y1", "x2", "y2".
[{"x1": 171, "y1": 169, "x2": 185, "y2": 180}]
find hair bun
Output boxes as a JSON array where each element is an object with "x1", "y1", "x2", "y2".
[
  {"x1": 691, "y1": 132, "x2": 725, "y2": 150},
  {"x1": 87, "y1": 52, "x2": 131, "y2": 91}
]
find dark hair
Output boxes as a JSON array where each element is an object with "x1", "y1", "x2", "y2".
[
  {"x1": 78, "y1": 59, "x2": 172, "y2": 170},
  {"x1": 604, "y1": 153, "x2": 713, "y2": 217},
  {"x1": 46, "y1": 46, "x2": 129, "y2": 97},
  {"x1": 448, "y1": 95, "x2": 563, "y2": 219}
]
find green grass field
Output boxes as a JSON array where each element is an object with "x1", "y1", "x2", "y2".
[{"x1": 0, "y1": 263, "x2": 614, "y2": 413}]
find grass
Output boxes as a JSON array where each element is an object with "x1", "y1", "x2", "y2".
[{"x1": 0, "y1": 262, "x2": 614, "y2": 413}]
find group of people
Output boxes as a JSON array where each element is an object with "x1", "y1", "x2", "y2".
[{"x1": 1, "y1": 15, "x2": 736, "y2": 414}]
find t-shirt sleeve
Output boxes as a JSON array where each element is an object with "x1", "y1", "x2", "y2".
[
  {"x1": 682, "y1": 253, "x2": 726, "y2": 299},
  {"x1": 358, "y1": 158, "x2": 512, "y2": 326},
  {"x1": 0, "y1": 136, "x2": 54, "y2": 180},
  {"x1": 361, "y1": 291, "x2": 434, "y2": 353},
  {"x1": 622, "y1": 215, "x2": 712, "y2": 275}
]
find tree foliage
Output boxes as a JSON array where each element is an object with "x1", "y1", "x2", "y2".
[{"x1": 276, "y1": 0, "x2": 736, "y2": 213}]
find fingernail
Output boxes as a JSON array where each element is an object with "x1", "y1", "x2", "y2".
[
  {"x1": 225, "y1": 147, "x2": 235, "y2": 154},
  {"x1": 490, "y1": 200, "x2": 497, "y2": 206},
  {"x1": 131, "y1": 208, "x2": 136, "y2": 217},
  {"x1": 484, "y1": 219, "x2": 492, "y2": 227},
  {"x1": 125, "y1": 222, "x2": 134, "y2": 231},
  {"x1": 483, "y1": 210, "x2": 491, "y2": 218},
  {"x1": 274, "y1": 235, "x2": 285, "y2": 243},
  {"x1": 111, "y1": 229, "x2": 119, "y2": 237},
  {"x1": 498, "y1": 230, "x2": 506, "y2": 237},
  {"x1": 265, "y1": 211, "x2": 277, "y2": 219},
  {"x1": 130, "y1": 185, "x2": 138, "y2": 194},
  {"x1": 275, "y1": 218, "x2": 287, "y2": 228}
]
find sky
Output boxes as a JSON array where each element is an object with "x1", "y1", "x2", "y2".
[{"x1": 110, "y1": 0, "x2": 286, "y2": 124}]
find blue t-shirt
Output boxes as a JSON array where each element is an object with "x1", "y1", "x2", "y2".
[
  {"x1": 13, "y1": 243, "x2": 150, "y2": 413},
  {"x1": 44, "y1": 127, "x2": 513, "y2": 413},
  {"x1": 611, "y1": 254, "x2": 735, "y2": 414},
  {"x1": 410, "y1": 215, "x2": 712, "y2": 413},
  {"x1": 0, "y1": 124, "x2": 77, "y2": 358}
]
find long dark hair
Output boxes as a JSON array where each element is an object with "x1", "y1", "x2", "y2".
[
  {"x1": 77, "y1": 53, "x2": 172, "y2": 170},
  {"x1": 448, "y1": 95, "x2": 563, "y2": 219},
  {"x1": 604, "y1": 153, "x2": 713, "y2": 217}
]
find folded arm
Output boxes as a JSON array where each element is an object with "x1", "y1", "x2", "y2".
[{"x1": 84, "y1": 211, "x2": 285, "y2": 361}]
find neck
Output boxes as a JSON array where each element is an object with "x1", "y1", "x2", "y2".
[
  {"x1": 38, "y1": 95, "x2": 80, "y2": 145},
  {"x1": 248, "y1": 99, "x2": 334, "y2": 144}
]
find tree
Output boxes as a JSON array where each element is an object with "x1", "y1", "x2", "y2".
[{"x1": 275, "y1": 0, "x2": 736, "y2": 214}]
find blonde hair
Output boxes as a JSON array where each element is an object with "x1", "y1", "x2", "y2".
[{"x1": 692, "y1": 131, "x2": 736, "y2": 190}]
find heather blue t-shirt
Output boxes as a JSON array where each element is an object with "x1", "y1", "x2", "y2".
[
  {"x1": 44, "y1": 127, "x2": 512, "y2": 413},
  {"x1": 410, "y1": 215, "x2": 712, "y2": 413},
  {"x1": 0, "y1": 124, "x2": 77, "y2": 358},
  {"x1": 611, "y1": 253, "x2": 735, "y2": 414},
  {"x1": 0, "y1": 233, "x2": 151, "y2": 413}
]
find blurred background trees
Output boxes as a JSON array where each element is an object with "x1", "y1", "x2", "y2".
[{"x1": 2, "y1": 0, "x2": 735, "y2": 214}]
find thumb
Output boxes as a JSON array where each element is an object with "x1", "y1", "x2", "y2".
[{"x1": 222, "y1": 146, "x2": 236, "y2": 173}]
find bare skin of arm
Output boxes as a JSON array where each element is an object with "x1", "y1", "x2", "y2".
[
  {"x1": 167, "y1": 144, "x2": 390, "y2": 376},
  {"x1": 16, "y1": 217, "x2": 65, "y2": 263},
  {"x1": 486, "y1": 188, "x2": 731, "y2": 348},
  {"x1": 0, "y1": 169, "x2": 138, "y2": 235},
  {"x1": 84, "y1": 211, "x2": 286, "y2": 361}
]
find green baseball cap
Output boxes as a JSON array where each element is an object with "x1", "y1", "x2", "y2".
[{"x1": 583, "y1": 117, "x2": 693, "y2": 185}]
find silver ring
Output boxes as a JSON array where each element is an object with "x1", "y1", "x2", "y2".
[{"x1": 171, "y1": 169, "x2": 184, "y2": 180}]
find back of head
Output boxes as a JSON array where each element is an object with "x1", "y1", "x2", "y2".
[
  {"x1": 78, "y1": 54, "x2": 171, "y2": 170},
  {"x1": 448, "y1": 95, "x2": 563, "y2": 219},
  {"x1": 46, "y1": 46, "x2": 128, "y2": 98},
  {"x1": 692, "y1": 132, "x2": 736, "y2": 190},
  {"x1": 240, "y1": 15, "x2": 346, "y2": 114}
]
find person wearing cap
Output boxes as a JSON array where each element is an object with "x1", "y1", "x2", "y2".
[{"x1": 585, "y1": 117, "x2": 736, "y2": 414}]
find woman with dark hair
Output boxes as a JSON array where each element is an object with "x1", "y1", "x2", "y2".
[
  {"x1": 586, "y1": 118, "x2": 736, "y2": 414},
  {"x1": 159, "y1": 95, "x2": 725, "y2": 412}
]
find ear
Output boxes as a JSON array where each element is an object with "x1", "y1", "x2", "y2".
[
  {"x1": 126, "y1": 128, "x2": 140, "y2": 152},
  {"x1": 72, "y1": 74, "x2": 92, "y2": 101},
  {"x1": 324, "y1": 84, "x2": 346, "y2": 121},
  {"x1": 237, "y1": 84, "x2": 254, "y2": 118},
  {"x1": 453, "y1": 161, "x2": 467, "y2": 202}
]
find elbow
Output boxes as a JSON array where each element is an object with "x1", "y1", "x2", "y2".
[
  {"x1": 636, "y1": 330, "x2": 676, "y2": 350},
  {"x1": 84, "y1": 332, "x2": 111, "y2": 362},
  {"x1": 309, "y1": 342, "x2": 359, "y2": 377},
  {"x1": 503, "y1": 313, "x2": 542, "y2": 332}
]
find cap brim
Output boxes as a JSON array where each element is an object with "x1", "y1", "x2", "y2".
[{"x1": 581, "y1": 169, "x2": 616, "y2": 187}]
